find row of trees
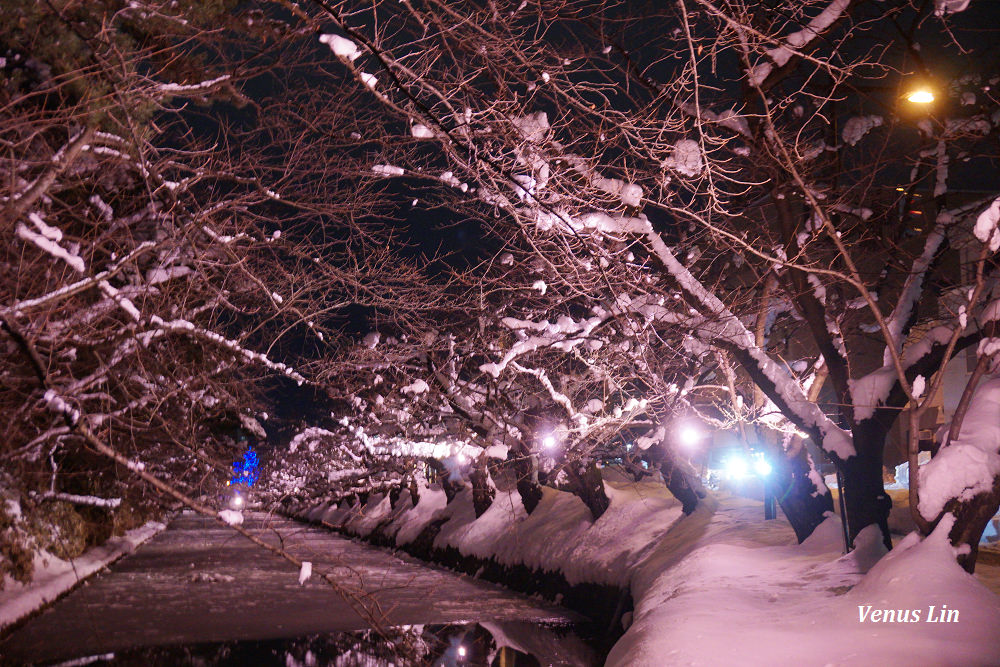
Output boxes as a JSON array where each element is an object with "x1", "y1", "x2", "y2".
[
  {"x1": 277, "y1": 0, "x2": 1000, "y2": 570},
  {"x1": 3, "y1": 0, "x2": 999, "y2": 577}
]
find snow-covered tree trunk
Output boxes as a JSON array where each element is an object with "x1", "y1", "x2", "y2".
[
  {"x1": 469, "y1": 462, "x2": 495, "y2": 518},
  {"x1": 769, "y1": 440, "x2": 834, "y2": 543},
  {"x1": 838, "y1": 421, "x2": 894, "y2": 550},
  {"x1": 564, "y1": 459, "x2": 610, "y2": 521}
]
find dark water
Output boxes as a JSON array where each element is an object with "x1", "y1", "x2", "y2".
[{"x1": 46, "y1": 621, "x2": 600, "y2": 666}]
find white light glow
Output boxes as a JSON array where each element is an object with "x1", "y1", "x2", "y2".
[
  {"x1": 679, "y1": 425, "x2": 702, "y2": 448},
  {"x1": 457, "y1": 645, "x2": 467, "y2": 657},
  {"x1": 542, "y1": 435, "x2": 556, "y2": 450},
  {"x1": 724, "y1": 456, "x2": 749, "y2": 480},
  {"x1": 906, "y1": 89, "x2": 934, "y2": 104},
  {"x1": 231, "y1": 494, "x2": 244, "y2": 508},
  {"x1": 456, "y1": 452, "x2": 467, "y2": 464},
  {"x1": 754, "y1": 458, "x2": 773, "y2": 477}
]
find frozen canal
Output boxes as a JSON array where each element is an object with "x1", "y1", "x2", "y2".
[{"x1": 1, "y1": 512, "x2": 595, "y2": 665}]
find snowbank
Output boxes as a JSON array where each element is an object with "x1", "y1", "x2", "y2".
[
  {"x1": 294, "y1": 473, "x2": 1000, "y2": 666},
  {"x1": 608, "y1": 505, "x2": 1000, "y2": 666},
  {"x1": 305, "y1": 469, "x2": 683, "y2": 589},
  {"x1": 0, "y1": 520, "x2": 165, "y2": 630}
]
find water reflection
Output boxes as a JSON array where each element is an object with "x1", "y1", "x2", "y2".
[{"x1": 49, "y1": 621, "x2": 598, "y2": 667}]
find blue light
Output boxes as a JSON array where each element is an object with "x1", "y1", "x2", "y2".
[{"x1": 231, "y1": 447, "x2": 260, "y2": 487}]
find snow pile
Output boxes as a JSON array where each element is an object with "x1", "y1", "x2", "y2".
[
  {"x1": 401, "y1": 379, "x2": 430, "y2": 396},
  {"x1": 608, "y1": 503, "x2": 1000, "y2": 666},
  {"x1": 918, "y1": 377, "x2": 1000, "y2": 520},
  {"x1": 0, "y1": 521, "x2": 165, "y2": 630},
  {"x1": 974, "y1": 196, "x2": 1000, "y2": 252},
  {"x1": 319, "y1": 34, "x2": 361, "y2": 61},
  {"x1": 935, "y1": 0, "x2": 972, "y2": 16},
  {"x1": 310, "y1": 468, "x2": 683, "y2": 588},
  {"x1": 218, "y1": 509, "x2": 244, "y2": 526},
  {"x1": 842, "y1": 115, "x2": 883, "y2": 146},
  {"x1": 664, "y1": 139, "x2": 702, "y2": 177}
]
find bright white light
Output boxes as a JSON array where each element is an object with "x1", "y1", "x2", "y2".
[
  {"x1": 754, "y1": 458, "x2": 773, "y2": 477},
  {"x1": 724, "y1": 456, "x2": 749, "y2": 480},
  {"x1": 679, "y1": 425, "x2": 702, "y2": 448},
  {"x1": 231, "y1": 494, "x2": 244, "y2": 508},
  {"x1": 456, "y1": 452, "x2": 467, "y2": 464},
  {"x1": 906, "y1": 89, "x2": 934, "y2": 104},
  {"x1": 541, "y1": 435, "x2": 556, "y2": 450},
  {"x1": 457, "y1": 645, "x2": 467, "y2": 657}
]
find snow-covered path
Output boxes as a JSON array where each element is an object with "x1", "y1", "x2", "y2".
[{"x1": 0, "y1": 511, "x2": 584, "y2": 664}]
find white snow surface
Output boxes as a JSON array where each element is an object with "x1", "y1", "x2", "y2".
[
  {"x1": 0, "y1": 521, "x2": 165, "y2": 630},
  {"x1": 218, "y1": 509, "x2": 244, "y2": 526},
  {"x1": 974, "y1": 196, "x2": 1000, "y2": 252},
  {"x1": 841, "y1": 114, "x2": 883, "y2": 146},
  {"x1": 314, "y1": 468, "x2": 683, "y2": 588},
  {"x1": 319, "y1": 34, "x2": 361, "y2": 61},
  {"x1": 608, "y1": 504, "x2": 1000, "y2": 666},
  {"x1": 303, "y1": 481, "x2": 1000, "y2": 666},
  {"x1": 918, "y1": 377, "x2": 1000, "y2": 520},
  {"x1": 664, "y1": 139, "x2": 702, "y2": 177},
  {"x1": 935, "y1": 0, "x2": 972, "y2": 16}
]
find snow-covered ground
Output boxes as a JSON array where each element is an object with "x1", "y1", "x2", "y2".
[
  {"x1": 611, "y1": 498, "x2": 1000, "y2": 666},
  {"x1": 303, "y1": 469, "x2": 1000, "y2": 666},
  {"x1": 0, "y1": 520, "x2": 165, "y2": 631}
]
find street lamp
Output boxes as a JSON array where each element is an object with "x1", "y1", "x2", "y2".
[
  {"x1": 678, "y1": 423, "x2": 703, "y2": 449},
  {"x1": 905, "y1": 88, "x2": 935, "y2": 104}
]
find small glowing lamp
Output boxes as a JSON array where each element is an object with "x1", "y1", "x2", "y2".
[
  {"x1": 754, "y1": 458, "x2": 773, "y2": 477},
  {"x1": 232, "y1": 494, "x2": 244, "y2": 508},
  {"x1": 906, "y1": 88, "x2": 934, "y2": 104},
  {"x1": 679, "y1": 425, "x2": 702, "y2": 448},
  {"x1": 541, "y1": 435, "x2": 556, "y2": 450},
  {"x1": 457, "y1": 645, "x2": 467, "y2": 657},
  {"x1": 724, "y1": 456, "x2": 749, "y2": 480}
]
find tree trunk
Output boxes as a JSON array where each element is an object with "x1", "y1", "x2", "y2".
[
  {"x1": 427, "y1": 458, "x2": 463, "y2": 504},
  {"x1": 771, "y1": 445, "x2": 834, "y2": 543},
  {"x1": 389, "y1": 485, "x2": 402, "y2": 509},
  {"x1": 838, "y1": 422, "x2": 892, "y2": 550},
  {"x1": 408, "y1": 477, "x2": 420, "y2": 507},
  {"x1": 469, "y1": 464, "x2": 495, "y2": 518},
  {"x1": 510, "y1": 453, "x2": 543, "y2": 514},
  {"x1": 565, "y1": 459, "x2": 611, "y2": 520},
  {"x1": 643, "y1": 441, "x2": 704, "y2": 514},
  {"x1": 946, "y1": 478, "x2": 1000, "y2": 573}
]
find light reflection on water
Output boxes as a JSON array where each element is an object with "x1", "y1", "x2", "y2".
[{"x1": 49, "y1": 621, "x2": 600, "y2": 667}]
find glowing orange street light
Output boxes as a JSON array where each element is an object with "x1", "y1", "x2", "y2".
[{"x1": 905, "y1": 88, "x2": 935, "y2": 104}]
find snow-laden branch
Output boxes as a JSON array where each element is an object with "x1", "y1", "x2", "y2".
[
  {"x1": 16, "y1": 222, "x2": 85, "y2": 273},
  {"x1": 745, "y1": 0, "x2": 852, "y2": 86},
  {"x1": 510, "y1": 361, "x2": 586, "y2": 426},
  {"x1": 641, "y1": 216, "x2": 853, "y2": 458},
  {"x1": 881, "y1": 221, "x2": 950, "y2": 367},
  {"x1": 39, "y1": 492, "x2": 122, "y2": 509},
  {"x1": 138, "y1": 316, "x2": 306, "y2": 385},
  {"x1": 6, "y1": 242, "x2": 157, "y2": 316}
]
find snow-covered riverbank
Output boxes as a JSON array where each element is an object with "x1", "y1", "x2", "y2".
[
  {"x1": 293, "y1": 469, "x2": 1000, "y2": 666},
  {"x1": 0, "y1": 520, "x2": 165, "y2": 631}
]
